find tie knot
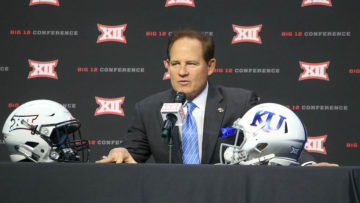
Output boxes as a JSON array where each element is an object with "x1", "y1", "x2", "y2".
[{"x1": 186, "y1": 102, "x2": 196, "y2": 113}]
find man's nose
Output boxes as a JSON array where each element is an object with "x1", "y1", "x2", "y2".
[{"x1": 179, "y1": 65, "x2": 189, "y2": 76}]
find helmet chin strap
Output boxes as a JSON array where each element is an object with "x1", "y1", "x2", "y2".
[
  {"x1": 239, "y1": 154, "x2": 299, "y2": 166},
  {"x1": 239, "y1": 153, "x2": 275, "y2": 165},
  {"x1": 267, "y1": 157, "x2": 299, "y2": 166}
]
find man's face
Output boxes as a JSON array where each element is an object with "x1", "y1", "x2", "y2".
[{"x1": 168, "y1": 37, "x2": 216, "y2": 101}]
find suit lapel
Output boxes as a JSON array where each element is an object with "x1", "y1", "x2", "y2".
[
  {"x1": 159, "y1": 90, "x2": 183, "y2": 163},
  {"x1": 201, "y1": 84, "x2": 225, "y2": 164}
]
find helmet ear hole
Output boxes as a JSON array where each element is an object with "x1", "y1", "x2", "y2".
[
  {"x1": 256, "y1": 143, "x2": 268, "y2": 151},
  {"x1": 25, "y1": 142, "x2": 39, "y2": 148}
]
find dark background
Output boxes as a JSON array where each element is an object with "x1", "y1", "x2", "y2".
[{"x1": 0, "y1": 0, "x2": 359, "y2": 165}]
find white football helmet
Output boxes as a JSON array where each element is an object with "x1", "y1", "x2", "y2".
[
  {"x1": 2, "y1": 100, "x2": 89, "y2": 162},
  {"x1": 220, "y1": 103, "x2": 307, "y2": 166}
]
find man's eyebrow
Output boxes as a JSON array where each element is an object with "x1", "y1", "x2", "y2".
[{"x1": 169, "y1": 60, "x2": 180, "y2": 64}]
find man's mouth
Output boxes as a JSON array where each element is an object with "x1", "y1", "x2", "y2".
[{"x1": 178, "y1": 80, "x2": 190, "y2": 85}]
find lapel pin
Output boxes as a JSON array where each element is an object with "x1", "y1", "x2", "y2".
[{"x1": 217, "y1": 107, "x2": 224, "y2": 113}]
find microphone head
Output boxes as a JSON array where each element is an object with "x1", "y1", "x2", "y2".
[{"x1": 174, "y1": 92, "x2": 186, "y2": 104}]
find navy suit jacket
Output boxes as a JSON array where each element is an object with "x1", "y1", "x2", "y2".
[{"x1": 121, "y1": 84, "x2": 314, "y2": 164}]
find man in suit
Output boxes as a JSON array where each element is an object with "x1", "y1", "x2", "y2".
[
  {"x1": 96, "y1": 29, "x2": 328, "y2": 165},
  {"x1": 115, "y1": 84, "x2": 258, "y2": 164}
]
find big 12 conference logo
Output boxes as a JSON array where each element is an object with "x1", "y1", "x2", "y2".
[
  {"x1": 97, "y1": 24, "x2": 127, "y2": 43},
  {"x1": 232, "y1": 24, "x2": 262, "y2": 44},
  {"x1": 163, "y1": 60, "x2": 170, "y2": 80},
  {"x1": 28, "y1": 59, "x2": 58, "y2": 79},
  {"x1": 301, "y1": 0, "x2": 332, "y2": 7},
  {"x1": 9, "y1": 115, "x2": 39, "y2": 132},
  {"x1": 95, "y1": 97, "x2": 125, "y2": 116},
  {"x1": 165, "y1": 0, "x2": 195, "y2": 7},
  {"x1": 29, "y1": 0, "x2": 60, "y2": 6},
  {"x1": 298, "y1": 61, "x2": 330, "y2": 81},
  {"x1": 304, "y1": 135, "x2": 327, "y2": 154},
  {"x1": 250, "y1": 110, "x2": 287, "y2": 133}
]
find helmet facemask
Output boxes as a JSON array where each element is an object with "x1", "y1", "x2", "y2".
[
  {"x1": 40, "y1": 120, "x2": 90, "y2": 162},
  {"x1": 220, "y1": 120, "x2": 275, "y2": 165},
  {"x1": 13, "y1": 119, "x2": 90, "y2": 163}
]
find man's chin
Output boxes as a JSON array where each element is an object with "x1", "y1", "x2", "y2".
[
  {"x1": 172, "y1": 87, "x2": 196, "y2": 100},
  {"x1": 173, "y1": 87, "x2": 189, "y2": 94}
]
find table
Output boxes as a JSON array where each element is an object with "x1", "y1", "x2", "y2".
[{"x1": 0, "y1": 163, "x2": 359, "y2": 203}]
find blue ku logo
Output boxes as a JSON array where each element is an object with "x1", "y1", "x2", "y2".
[{"x1": 250, "y1": 110, "x2": 287, "y2": 133}]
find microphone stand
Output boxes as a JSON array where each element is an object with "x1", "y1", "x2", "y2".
[
  {"x1": 161, "y1": 92, "x2": 186, "y2": 164},
  {"x1": 161, "y1": 114, "x2": 177, "y2": 164},
  {"x1": 168, "y1": 133, "x2": 173, "y2": 164}
]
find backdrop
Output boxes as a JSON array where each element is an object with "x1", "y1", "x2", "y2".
[{"x1": 0, "y1": 0, "x2": 359, "y2": 165}]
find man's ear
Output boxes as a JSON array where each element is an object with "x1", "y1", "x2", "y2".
[{"x1": 207, "y1": 58, "x2": 216, "y2": 76}]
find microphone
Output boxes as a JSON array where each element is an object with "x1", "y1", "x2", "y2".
[{"x1": 161, "y1": 92, "x2": 186, "y2": 137}]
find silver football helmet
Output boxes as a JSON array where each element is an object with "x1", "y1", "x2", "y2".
[
  {"x1": 2, "y1": 99, "x2": 89, "y2": 162},
  {"x1": 220, "y1": 103, "x2": 307, "y2": 166}
]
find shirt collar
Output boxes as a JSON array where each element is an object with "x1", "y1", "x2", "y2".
[{"x1": 187, "y1": 82, "x2": 208, "y2": 110}]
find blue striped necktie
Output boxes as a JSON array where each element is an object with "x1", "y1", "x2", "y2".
[{"x1": 182, "y1": 102, "x2": 200, "y2": 164}]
